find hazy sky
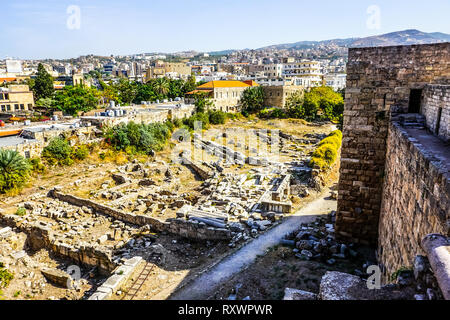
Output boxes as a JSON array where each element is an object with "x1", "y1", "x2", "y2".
[{"x1": 1, "y1": 0, "x2": 449, "y2": 59}]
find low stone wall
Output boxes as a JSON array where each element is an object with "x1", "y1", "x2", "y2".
[
  {"x1": 88, "y1": 256, "x2": 144, "y2": 300},
  {"x1": 378, "y1": 122, "x2": 449, "y2": 281},
  {"x1": 48, "y1": 189, "x2": 168, "y2": 231},
  {"x1": 0, "y1": 214, "x2": 116, "y2": 275},
  {"x1": 49, "y1": 189, "x2": 232, "y2": 241},
  {"x1": 421, "y1": 84, "x2": 450, "y2": 142},
  {"x1": 180, "y1": 156, "x2": 212, "y2": 180},
  {"x1": 167, "y1": 218, "x2": 232, "y2": 241}
]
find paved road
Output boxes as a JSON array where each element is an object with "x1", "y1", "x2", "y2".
[{"x1": 170, "y1": 189, "x2": 336, "y2": 300}]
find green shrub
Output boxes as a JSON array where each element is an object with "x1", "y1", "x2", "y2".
[
  {"x1": 15, "y1": 207, "x2": 27, "y2": 216},
  {"x1": 225, "y1": 112, "x2": 242, "y2": 120},
  {"x1": 208, "y1": 110, "x2": 227, "y2": 125},
  {"x1": 183, "y1": 112, "x2": 210, "y2": 130},
  {"x1": 309, "y1": 130, "x2": 342, "y2": 170},
  {"x1": 329, "y1": 129, "x2": 343, "y2": 140},
  {"x1": 61, "y1": 157, "x2": 74, "y2": 166},
  {"x1": 258, "y1": 107, "x2": 288, "y2": 119},
  {"x1": 42, "y1": 137, "x2": 73, "y2": 164},
  {"x1": 0, "y1": 262, "x2": 14, "y2": 288},
  {"x1": 318, "y1": 135, "x2": 341, "y2": 149},
  {"x1": 104, "y1": 121, "x2": 172, "y2": 154},
  {"x1": 0, "y1": 150, "x2": 31, "y2": 194},
  {"x1": 310, "y1": 144, "x2": 337, "y2": 168},
  {"x1": 164, "y1": 119, "x2": 175, "y2": 132},
  {"x1": 172, "y1": 118, "x2": 183, "y2": 128},
  {"x1": 73, "y1": 145, "x2": 89, "y2": 160},
  {"x1": 29, "y1": 157, "x2": 45, "y2": 174},
  {"x1": 258, "y1": 108, "x2": 272, "y2": 118}
]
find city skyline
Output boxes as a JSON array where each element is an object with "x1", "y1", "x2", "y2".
[{"x1": 1, "y1": 0, "x2": 450, "y2": 59}]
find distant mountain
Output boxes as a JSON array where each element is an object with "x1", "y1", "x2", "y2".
[
  {"x1": 258, "y1": 29, "x2": 450, "y2": 50},
  {"x1": 208, "y1": 50, "x2": 235, "y2": 56}
]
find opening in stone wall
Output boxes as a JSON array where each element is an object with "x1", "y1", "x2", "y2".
[
  {"x1": 435, "y1": 107, "x2": 442, "y2": 135},
  {"x1": 408, "y1": 89, "x2": 422, "y2": 113}
]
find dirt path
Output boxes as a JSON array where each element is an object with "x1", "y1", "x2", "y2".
[{"x1": 169, "y1": 188, "x2": 336, "y2": 300}]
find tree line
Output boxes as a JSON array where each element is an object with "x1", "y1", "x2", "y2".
[
  {"x1": 240, "y1": 85, "x2": 344, "y2": 127},
  {"x1": 30, "y1": 63, "x2": 198, "y2": 116}
]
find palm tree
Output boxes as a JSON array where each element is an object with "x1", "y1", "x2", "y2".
[
  {"x1": 241, "y1": 86, "x2": 265, "y2": 113},
  {"x1": 152, "y1": 77, "x2": 170, "y2": 97},
  {"x1": 0, "y1": 150, "x2": 31, "y2": 193}
]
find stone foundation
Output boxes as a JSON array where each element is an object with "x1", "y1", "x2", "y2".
[
  {"x1": 0, "y1": 214, "x2": 116, "y2": 274},
  {"x1": 49, "y1": 189, "x2": 232, "y2": 241}
]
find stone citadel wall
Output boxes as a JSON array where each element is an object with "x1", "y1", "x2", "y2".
[
  {"x1": 421, "y1": 84, "x2": 450, "y2": 142},
  {"x1": 336, "y1": 42, "x2": 450, "y2": 282},
  {"x1": 378, "y1": 122, "x2": 449, "y2": 279},
  {"x1": 336, "y1": 43, "x2": 449, "y2": 245}
]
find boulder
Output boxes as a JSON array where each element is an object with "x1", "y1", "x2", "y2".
[
  {"x1": 0, "y1": 227, "x2": 12, "y2": 239},
  {"x1": 413, "y1": 255, "x2": 429, "y2": 280},
  {"x1": 319, "y1": 271, "x2": 416, "y2": 300},
  {"x1": 283, "y1": 288, "x2": 317, "y2": 300},
  {"x1": 295, "y1": 231, "x2": 311, "y2": 240},
  {"x1": 296, "y1": 240, "x2": 313, "y2": 250},
  {"x1": 112, "y1": 174, "x2": 127, "y2": 185},
  {"x1": 41, "y1": 267, "x2": 73, "y2": 288}
]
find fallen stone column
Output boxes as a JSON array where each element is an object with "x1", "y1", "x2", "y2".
[
  {"x1": 421, "y1": 234, "x2": 450, "y2": 300},
  {"x1": 189, "y1": 216, "x2": 226, "y2": 229}
]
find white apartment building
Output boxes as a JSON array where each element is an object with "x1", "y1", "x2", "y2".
[
  {"x1": 282, "y1": 60, "x2": 322, "y2": 87},
  {"x1": 324, "y1": 73, "x2": 347, "y2": 91},
  {"x1": 263, "y1": 64, "x2": 283, "y2": 79}
]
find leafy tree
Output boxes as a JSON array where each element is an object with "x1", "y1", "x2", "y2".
[
  {"x1": 89, "y1": 70, "x2": 102, "y2": 79},
  {"x1": 24, "y1": 78, "x2": 35, "y2": 91},
  {"x1": 286, "y1": 90, "x2": 306, "y2": 118},
  {"x1": 308, "y1": 86, "x2": 344, "y2": 121},
  {"x1": 35, "y1": 98, "x2": 55, "y2": 111},
  {"x1": 134, "y1": 83, "x2": 157, "y2": 103},
  {"x1": 0, "y1": 150, "x2": 31, "y2": 193},
  {"x1": 193, "y1": 92, "x2": 214, "y2": 113},
  {"x1": 297, "y1": 91, "x2": 320, "y2": 121},
  {"x1": 167, "y1": 79, "x2": 185, "y2": 99},
  {"x1": 33, "y1": 63, "x2": 54, "y2": 100},
  {"x1": 53, "y1": 85, "x2": 99, "y2": 116},
  {"x1": 114, "y1": 78, "x2": 137, "y2": 104},
  {"x1": 241, "y1": 86, "x2": 265, "y2": 113},
  {"x1": 184, "y1": 75, "x2": 197, "y2": 93},
  {"x1": 286, "y1": 87, "x2": 343, "y2": 121},
  {"x1": 98, "y1": 80, "x2": 120, "y2": 105}
]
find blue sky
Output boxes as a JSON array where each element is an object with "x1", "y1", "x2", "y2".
[{"x1": 1, "y1": 0, "x2": 449, "y2": 59}]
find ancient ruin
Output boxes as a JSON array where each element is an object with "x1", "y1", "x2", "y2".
[{"x1": 336, "y1": 43, "x2": 449, "y2": 285}]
